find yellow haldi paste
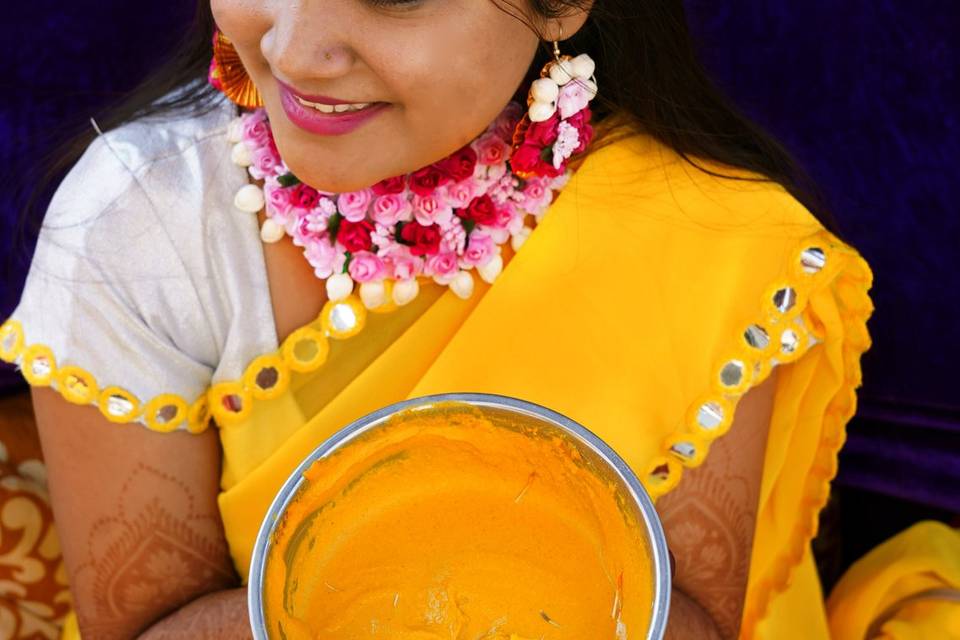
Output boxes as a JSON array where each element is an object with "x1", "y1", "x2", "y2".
[{"x1": 263, "y1": 403, "x2": 653, "y2": 639}]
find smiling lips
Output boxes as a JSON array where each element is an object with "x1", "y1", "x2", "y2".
[
  {"x1": 277, "y1": 79, "x2": 388, "y2": 136},
  {"x1": 294, "y1": 95, "x2": 373, "y2": 114}
]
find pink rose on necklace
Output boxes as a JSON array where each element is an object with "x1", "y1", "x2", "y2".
[
  {"x1": 409, "y1": 165, "x2": 451, "y2": 196},
  {"x1": 251, "y1": 146, "x2": 281, "y2": 179},
  {"x1": 264, "y1": 183, "x2": 293, "y2": 221},
  {"x1": 304, "y1": 235, "x2": 339, "y2": 279},
  {"x1": 337, "y1": 218, "x2": 375, "y2": 252},
  {"x1": 242, "y1": 114, "x2": 271, "y2": 147},
  {"x1": 493, "y1": 201, "x2": 519, "y2": 230},
  {"x1": 443, "y1": 180, "x2": 476, "y2": 209},
  {"x1": 371, "y1": 193, "x2": 412, "y2": 226},
  {"x1": 412, "y1": 193, "x2": 454, "y2": 227},
  {"x1": 425, "y1": 251, "x2": 459, "y2": 283},
  {"x1": 348, "y1": 251, "x2": 387, "y2": 283},
  {"x1": 521, "y1": 178, "x2": 552, "y2": 213},
  {"x1": 474, "y1": 132, "x2": 509, "y2": 166},
  {"x1": 386, "y1": 249, "x2": 423, "y2": 281},
  {"x1": 337, "y1": 188, "x2": 374, "y2": 222},
  {"x1": 372, "y1": 175, "x2": 406, "y2": 195},
  {"x1": 461, "y1": 232, "x2": 495, "y2": 267}
]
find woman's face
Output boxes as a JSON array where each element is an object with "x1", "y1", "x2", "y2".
[{"x1": 211, "y1": 1, "x2": 588, "y2": 193}]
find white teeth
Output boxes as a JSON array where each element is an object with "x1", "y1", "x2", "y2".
[{"x1": 295, "y1": 95, "x2": 372, "y2": 114}]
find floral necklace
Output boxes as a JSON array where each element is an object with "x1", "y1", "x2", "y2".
[{"x1": 225, "y1": 66, "x2": 595, "y2": 342}]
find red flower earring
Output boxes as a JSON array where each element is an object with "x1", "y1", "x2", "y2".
[{"x1": 509, "y1": 28, "x2": 598, "y2": 179}]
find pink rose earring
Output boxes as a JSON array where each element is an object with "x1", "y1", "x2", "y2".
[{"x1": 509, "y1": 26, "x2": 599, "y2": 179}]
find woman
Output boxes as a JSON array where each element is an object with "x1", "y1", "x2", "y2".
[{"x1": 1, "y1": 0, "x2": 876, "y2": 638}]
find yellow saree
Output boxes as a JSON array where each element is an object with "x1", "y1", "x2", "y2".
[{"x1": 213, "y1": 130, "x2": 876, "y2": 638}]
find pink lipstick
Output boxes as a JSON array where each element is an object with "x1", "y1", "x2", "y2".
[{"x1": 277, "y1": 79, "x2": 389, "y2": 136}]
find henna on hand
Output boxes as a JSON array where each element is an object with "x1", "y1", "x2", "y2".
[{"x1": 138, "y1": 588, "x2": 252, "y2": 640}]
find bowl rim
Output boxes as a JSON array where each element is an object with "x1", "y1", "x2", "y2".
[{"x1": 247, "y1": 391, "x2": 671, "y2": 639}]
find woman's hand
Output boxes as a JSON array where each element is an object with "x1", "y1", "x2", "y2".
[
  {"x1": 30, "y1": 386, "x2": 240, "y2": 639},
  {"x1": 139, "y1": 587, "x2": 251, "y2": 639}
]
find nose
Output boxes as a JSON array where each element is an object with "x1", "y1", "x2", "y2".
[{"x1": 261, "y1": 4, "x2": 356, "y2": 85}]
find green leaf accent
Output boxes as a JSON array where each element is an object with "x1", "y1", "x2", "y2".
[
  {"x1": 342, "y1": 251, "x2": 352, "y2": 273},
  {"x1": 277, "y1": 172, "x2": 301, "y2": 187},
  {"x1": 462, "y1": 218, "x2": 477, "y2": 235},
  {"x1": 327, "y1": 213, "x2": 342, "y2": 242},
  {"x1": 395, "y1": 221, "x2": 411, "y2": 245}
]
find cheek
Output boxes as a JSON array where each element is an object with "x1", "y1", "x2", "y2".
[
  {"x1": 383, "y1": 14, "x2": 539, "y2": 142},
  {"x1": 210, "y1": 0, "x2": 270, "y2": 49}
]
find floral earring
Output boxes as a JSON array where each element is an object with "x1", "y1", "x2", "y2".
[
  {"x1": 208, "y1": 29, "x2": 264, "y2": 109},
  {"x1": 509, "y1": 27, "x2": 598, "y2": 179}
]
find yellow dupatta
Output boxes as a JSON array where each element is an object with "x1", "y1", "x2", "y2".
[{"x1": 214, "y1": 130, "x2": 876, "y2": 639}]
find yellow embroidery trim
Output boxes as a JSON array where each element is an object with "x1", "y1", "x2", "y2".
[
  {"x1": 639, "y1": 228, "x2": 873, "y2": 640},
  {"x1": 0, "y1": 289, "x2": 378, "y2": 433},
  {"x1": 98, "y1": 386, "x2": 141, "y2": 424},
  {"x1": 243, "y1": 354, "x2": 290, "y2": 401},
  {"x1": 144, "y1": 394, "x2": 189, "y2": 433},
  {"x1": 22, "y1": 343, "x2": 56, "y2": 386},
  {"x1": 57, "y1": 366, "x2": 99, "y2": 405},
  {"x1": 187, "y1": 395, "x2": 212, "y2": 435},
  {"x1": 281, "y1": 326, "x2": 330, "y2": 373}
]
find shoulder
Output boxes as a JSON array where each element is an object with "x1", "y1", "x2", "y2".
[
  {"x1": 36, "y1": 91, "x2": 245, "y2": 290},
  {"x1": 25, "y1": 92, "x2": 251, "y2": 349},
  {"x1": 576, "y1": 129, "x2": 824, "y2": 240},
  {"x1": 49, "y1": 91, "x2": 240, "y2": 233},
  {"x1": 1, "y1": 92, "x2": 269, "y2": 433}
]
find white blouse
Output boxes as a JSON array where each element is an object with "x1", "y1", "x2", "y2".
[{"x1": 3, "y1": 94, "x2": 280, "y2": 431}]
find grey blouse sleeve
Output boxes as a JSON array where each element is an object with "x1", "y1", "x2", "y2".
[{"x1": 1, "y1": 126, "x2": 220, "y2": 433}]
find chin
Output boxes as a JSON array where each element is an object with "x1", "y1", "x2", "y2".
[
  {"x1": 303, "y1": 174, "x2": 377, "y2": 193},
  {"x1": 289, "y1": 163, "x2": 381, "y2": 193}
]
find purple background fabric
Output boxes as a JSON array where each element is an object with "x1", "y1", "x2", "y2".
[
  {"x1": 685, "y1": 1, "x2": 960, "y2": 512},
  {"x1": 1, "y1": 2, "x2": 957, "y2": 511}
]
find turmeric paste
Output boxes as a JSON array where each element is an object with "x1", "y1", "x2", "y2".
[{"x1": 262, "y1": 402, "x2": 653, "y2": 639}]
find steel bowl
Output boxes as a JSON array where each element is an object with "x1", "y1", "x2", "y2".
[{"x1": 248, "y1": 392, "x2": 671, "y2": 639}]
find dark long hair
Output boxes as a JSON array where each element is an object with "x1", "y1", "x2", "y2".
[{"x1": 13, "y1": 0, "x2": 839, "y2": 269}]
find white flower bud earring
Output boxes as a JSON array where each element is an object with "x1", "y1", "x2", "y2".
[{"x1": 509, "y1": 24, "x2": 599, "y2": 179}]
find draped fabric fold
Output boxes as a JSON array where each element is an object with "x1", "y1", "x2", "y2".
[
  {"x1": 217, "y1": 131, "x2": 877, "y2": 638},
  {"x1": 827, "y1": 521, "x2": 960, "y2": 639}
]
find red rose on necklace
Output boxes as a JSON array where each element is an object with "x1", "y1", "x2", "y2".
[
  {"x1": 523, "y1": 112, "x2": 561, "y2": 147},
  {"x1": 409, "y1": 165, "x2": 451, "y2": 196},
  {"x1": 437, "y1": 145, "x2": 479, "y2": 182},
  {"x1": 292, "y1": 184, "x2": 320, "y2": 209},
  {"x1": 372, "y1": 175, "x2": 407, "y2": 195},
  {"x1": 461, "y1": 194, "x2": 499, "y2": 226},
  {"x1": 337, "y1": 218, "x2": 375, "y2": 252},
  {"x1": 510, "y1": 144, "x2": 562, "y2": 178},
  {"x1": 399, "y1": 221, "x2": 442, "y2": 256}
]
